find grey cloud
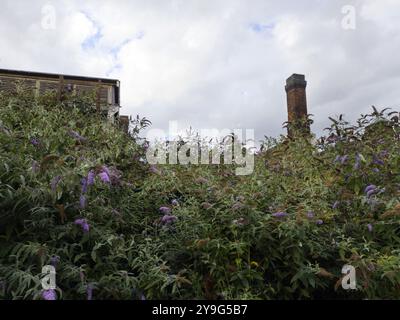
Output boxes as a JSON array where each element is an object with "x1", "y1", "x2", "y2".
[{"x1": 0, "y1": 0, "x2": 399, "y2": 144}]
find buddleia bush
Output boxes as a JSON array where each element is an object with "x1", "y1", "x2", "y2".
[{"x1": 0, "y1": 88, "x2": 399, "y2": 300}]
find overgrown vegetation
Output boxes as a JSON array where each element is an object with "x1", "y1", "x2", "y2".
[{"x1": 0, "y1": 87, "x2": 399, "y2": 300}]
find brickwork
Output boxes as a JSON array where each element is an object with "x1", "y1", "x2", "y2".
[{"x1": 285, "y1": 74, "x2": 310, "y2": 136}]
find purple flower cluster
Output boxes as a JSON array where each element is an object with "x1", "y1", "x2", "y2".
[
  {"x1": 99, "y1": 166, "x2": 121, "y2": 185},
  {"x1": 80, "y1": 176, "x2": 89, "y2": 209},
  {"x1": 98, "y1": 171, "x2": 110, "y2": 183},
  {"x1": 68, "y1": 130, "x2": 87, "y2": 142},
  {"x1": 87, "y1": 170, "x2": 95, "y2": 185},
  {"x1": 50, "y1": 255, "x2": 60, "y2": 267},
  {"x1": 30, "y1": 138, "x2": 40, "y2": 146},
  {"x1": 78, "y1": 166, "x2": 122, "y2": 208},
  {"x1": 306, "y1": 212, "x2": 323, "y2": 225},
  {"x1": 79, "y1": 195, "x2": 87, "y2": 209},
  {"x1": 334, "y1": 155, "x2": 349, "y2": 165},
  {"x1": 354, "y1": 154, "x2": 362, "y2": 170},
  {"x1": 74, "y1": 218, "x2": 90, "y2": 233},
  {"x1": 149, "y1": 165, "x2": 161, "y2": 175},
  {"x1": 379, "y1": 150, "x2": 389, "y2": 158},
  {"x1": 365, "y1": 185, "x2": 384, "y2": 198},
  {"x1": 158, "y1": 206, "x2": 177, "y2": 225},
  {"x1": 50, "y1": 176, "x2": 62, "y2": 192},
  {"x1": 367, "y1": 223, "x2": 373, "y2": 232},
  {"x1": 272, "y1": 212, "x2": 288, "y2": 219},
  {"x1": 81, "y1": 177, "x2": 88, "y2": 194},
  {"x1": 99, "y1": 166, "x2": 111, "y2": 183},
  {"x1": 87, "y1": 283, "x2": 94, "y2": 300},
  {"x1": 161, "y1": 214, "x2": 178, "y2": 225},
  {"x1": 159, "y1": 207, "x2": 171, "y2": 215},
  {"x1": 372, "y1": 156, "x2": 385, "y2": 166},
  {"x1": 42, "y1": 289, "x2": 57, "y2": 300}
]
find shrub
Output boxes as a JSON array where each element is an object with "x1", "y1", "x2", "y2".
[{"x1": 0, "y1": 90, "x2": 399, "y2": 300}]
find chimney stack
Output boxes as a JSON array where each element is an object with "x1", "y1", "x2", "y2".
[{"x1": 285, "y1": 74, "x2": 309, "y2": 136}]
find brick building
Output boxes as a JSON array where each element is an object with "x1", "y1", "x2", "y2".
[{"x1": 0, "y1": 68, "x2": 122, "y2": 123}]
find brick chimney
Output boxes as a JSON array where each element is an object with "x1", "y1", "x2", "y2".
[{"x1": 285, "y1": 74, "x2": 309, "y2": 136}]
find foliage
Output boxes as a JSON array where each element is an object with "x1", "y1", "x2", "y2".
[{"x1": 0, "y1": 88, "x2": 399, "y2": 300}]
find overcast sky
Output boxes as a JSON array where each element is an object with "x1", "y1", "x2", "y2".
[{"x1": 1, "y1": 0, "x2": 399, "y2": 143}]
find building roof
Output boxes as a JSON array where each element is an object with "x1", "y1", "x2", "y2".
[{"x1": 0, "y1": 68, "x2": 119, "y2": 85}]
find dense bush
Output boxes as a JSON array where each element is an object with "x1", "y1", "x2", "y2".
[{"x1": 0, "y1": 88, "x2": 399, "y2": 300}]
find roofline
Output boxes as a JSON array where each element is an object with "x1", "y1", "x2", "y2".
[{"x1": 0, "y1": 68, "x2": 119, "y2": 85}]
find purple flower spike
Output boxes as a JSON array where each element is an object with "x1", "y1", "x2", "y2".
[
  {"x1": 161, "y1": 214, "x2": 177, "y2": 225},
  {"x1": 354, "y1": 154, "x2": 361, "y2": 170},
  {"x1": 80, "y1": 195, "x2": 86, "y2": 209},
  {"x1": 87, "y1": 283, "x2": 94, "y2": 301},
  {"x1": 316, "y1": 219, "x2": 324, "y2": 225},
  {"x1": 101, "y1": 165, "x2": 110, "y2": 176},
  {"x1": 30, "y1": 138, "x2": 40, "y2": 146},
  {"x1": 159, "y1": 207, "x2": 171, "y2": 214},
  {"x1": 50, "y1": 256, "x2": 60, "y2": 267},
  {"x1": 149, "y1": 165, "x2": 161, "y2": 175},
  {"x1": 367, "y1": 224, "x2": 373, "y2": 232},
  {"x1": 81, "y1": 177, "x2": 88, "y2": 194},
  {"x1": 98, "y1": 171, "x2": 110, "y2": 184},
  {"x1": 272, "y1": 212, "x2": 288, "y2": 218},
  {"x1": 171, "y1": 199, "x2": 179, "y2": 206},
  {"x1": 332, "y1": 201, "x2": 340, "y2": 209},
  {"x1": 379, "y1": 150, "x2": 389, "y2": 157},
  {"x1": 87, "y1": 170, "x2": 95, "y2": 185},
  {"x1": 42, "y1": 289, "x2": 57, "y2": 300},
  {"x1": 50, "y1": 176, "x2": 62, "y2": 192},
  {"x1": 365, "y1": 185, "x2": 377, "y2": 194},
  {"x1": 74, "y1": 218, "x2": 85, "y2": 225},
  {"x1": 82, "y1": 221, "x2": 90, "y2": 233},
  {"x1": 372, "y1": 157, "x2": 384, "y2": 166},
  {"x1": 74, "y1": 218, "x2": 90, "y2": 233},
  {"x1": 340, "y1": 155, "x2": 349, "y2": 165},
  {"x1": 367, "y1": 189, "x2": 377, "y2": 198},
  {"x1": 68, "y1": 130, "x2": 86, "y2": 142}
]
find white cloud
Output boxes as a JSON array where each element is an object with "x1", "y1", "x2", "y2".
[{"x1": 0, "y1": 0, "x2": 399, "y2": 143}]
